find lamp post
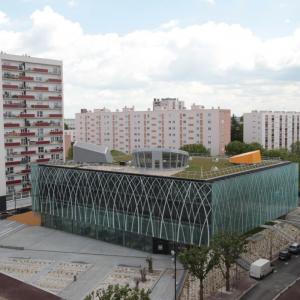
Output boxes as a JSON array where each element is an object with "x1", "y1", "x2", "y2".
[{"x1": 171, "y1": 244, "x2": 177, "y2": 300}]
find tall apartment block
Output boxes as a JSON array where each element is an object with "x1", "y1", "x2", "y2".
[
  {"x1": 75, "y1": 98, "x2": 231, "y2": 156},
  {"x1": 244, "y1": 111, "x2": 300, "y2": 150},
  {"x1": 0, "y1": 53, "x2": 64, "y2": 196}
]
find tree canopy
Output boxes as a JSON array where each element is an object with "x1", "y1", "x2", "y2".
[{"x1": 180, "y1": 144, "x2": 210, "y2": 155}]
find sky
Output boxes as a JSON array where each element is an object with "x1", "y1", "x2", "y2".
[{"x1": 0, "y1": 0, "x2": 300, "y2": 117}]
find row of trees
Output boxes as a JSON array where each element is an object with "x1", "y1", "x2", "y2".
[{"x1": 179, "y1": 232, "x2": 247, "y2": 300}]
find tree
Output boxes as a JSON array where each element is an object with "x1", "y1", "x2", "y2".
[
  {"x1": 225, "y1": 141, "x2": 247, "y2": 155},
  {"x1": 179, "y1": 246, "x2": 218, "y2": 300},
  {"x1": 291, "y1": 141, "x2": 300, "y2": 157},
  {"x1": 231, "y1": 115, "x2": 243, "y2": 142},
  {"x1": 67, "y1": 143, "x2": 73, "y2": 160},
  {"x1": 64, "y1": 123, "x2": 69, "y2": 130},
  {"x1": 84, "y1": 284, "x2": 151, "y2": 300},
  {"x1": 246, "y1": 142, "x2": 263, "y2": 153},
  {"x1": 212, "y1": 232, "x2": 247, "y2": 292},
  {"x1": 180, "y1": 144, "x2": 210, "y2": 155}
]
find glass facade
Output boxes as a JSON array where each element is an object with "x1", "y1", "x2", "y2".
[{"x1": 32, "y1": 162, "x2": 298, "y2": 252}]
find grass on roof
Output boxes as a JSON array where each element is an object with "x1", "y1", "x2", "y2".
[
  {"x1": 111, "y1": 150, "x2": 132, "y2": 162},
  {"x1": 184, "y1": 156, "x2": 232, "y2": 172}
]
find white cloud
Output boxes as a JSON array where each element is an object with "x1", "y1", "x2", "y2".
[
  {"x1": 204, "y1": 0, "x2": 215, "y2": 5},
  {"x1": 0, "y1": 11, "x2": 9, "y2": 25},
  {"x1": 0, "y1": 6, "x2": 299, "y2": 117}
]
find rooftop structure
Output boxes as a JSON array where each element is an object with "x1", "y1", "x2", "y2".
[
  {"x1": 75, "y1": 98, "x2": 231, "y2": 156},
  {"x1": 0, "y1": 53, "x2": 64, "y2": 197},
  {"x1": 73, "y1": 141, "x2": 112, "y2": 164}
]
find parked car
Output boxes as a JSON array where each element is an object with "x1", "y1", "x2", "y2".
[
  {"x1": 249, "y1": 259, "x2": 273, "y2": 279},
  {"x1": 279, "y1": 249, "x2": 291, "y2": 260},
  {"x1": 288, "y1": 242, "x2": 300, "y2": 254}
]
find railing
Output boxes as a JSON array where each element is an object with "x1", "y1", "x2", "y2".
[{"x1": 6, "y1": 191, "x2": 32, "y2": 211}]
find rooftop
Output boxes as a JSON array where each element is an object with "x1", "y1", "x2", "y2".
[{"x1": 44, "y1": 156, "x2": 288, "y2": 181}]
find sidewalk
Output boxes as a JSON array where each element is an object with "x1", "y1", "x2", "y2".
[{"x1": 206, "y1": 274, "x2": 257, "y2": 300}]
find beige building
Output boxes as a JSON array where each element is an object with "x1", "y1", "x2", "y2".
[
  {"x1": 75, "y1": 98, "x2": 230, "y2": 156},
  {"x1": 244, "y1": 111, "x2": 300, "y2": 150}
]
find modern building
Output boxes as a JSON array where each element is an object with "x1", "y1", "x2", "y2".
[
  {"x1": 75, "y1": 98, "x2": 231, "y2": 156},
  {"x1": 73, "y1": 141, "x2": 112, "y2": 163},
  {"x1": 0, "y1": 53, "x2": 64, "y2": 196},
  {"x1": 32, "y1": 158, "x2": 298, "y2": 254},
  {"x1": 244, "y1": 111, "x2": 300, "y2": 150}
]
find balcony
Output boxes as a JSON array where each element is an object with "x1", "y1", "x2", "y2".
[
  {"x1": 21, "y1": 150, "x2": 36, "y2": 155},
  {"x1": 50, "y1": 148, "x2": 63, "y2": 153},
  {"x1": 50, "y1": 130, "x2": 63, "y2": 135},
  {"x1": 5, "y1": 142, "x2": 21, "y2": 147},
  {"x1": 31, "y1": 104, "x2": 49, "y2": 109},
  {"x1": 3, "y1": 103, "x2": 25, "y2": 109},
  {"x1": 21, "y1": 169, "x2": 31, "y2": 174},
  {"x1": 35, "y1": 140, "x2": 50, "y2": 145},
  {"x1": 31, "y1": 67, "x2": 48, "y2": 73},
  {"x1": 19, "y1": 95, "x2": 35, "y2": 100},
  {"x1": 6, "y1": 161, "x2": 21, "y2": 166},
  {"x1": 5, "y1": 131, "x2": 35, "y2": 137},
  {"x1": 4, "y1": 123, "x2": 20, "y2": 128},
  {"x1": 47, "y1": 78, "x2": 62, "y2": 83},
  {"x1": 36, "y1": 158, "x2": 50, "y2": 163},
  {"x1": 2, "y1": 65, "x2": 18, "y2": 70},
  {"x1": 19, "y1": 76, "x2": 34, "y2": 81},
  {"x1": 2, "y1": 84, "x2": 19, "y2": 89},
  {"x1": 48, "y1": 96, "x2": 62, "y2": 100},
  {"x1": 21, "y1": 187, "x2": 31, "y2": 192},
  {"x1": 19, "y1": 113, "x2": 35, "y2": 118},
  {"x1": 6, "y1": 179, "x2": 22, "y2": 185},
  {"x1": 48, "y1": 114, "x2": 63, "y2": 118},
  {"x1": 35, "y1": 121, "x2": 50, "y2": 126},
  {"x1": 33, "y1": 86, "x2": 49, "y2": 91}
]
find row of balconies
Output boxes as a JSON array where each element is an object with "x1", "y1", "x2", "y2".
[
  {"x1": 4, "y1": 122, "x2": 62, "y2": 128},
  {"x1": 3, "y1": 103, "x2": 62, "y2": 110},
  {"x1": 2, "y1": 73, "x2": 62, "y2": 83},
  {"x1": 5, "y1": 140, "x2": 63, "y2": 147},
  {"x1": 2, "y1": 84, "x2": 62, "y2": 92},
  {"x1": 4, "y1": 130, "x2": 63, "y2": 137},
  {"x1": 5, "y1": 157, "x2": 51, "y2": 167},
  {"x1": 6, "y1": 148, "x2": 63, "y2": 158},
  {"x1": 2, "y1": 64, "x2": 61, "y2": 75},
  {"x1": 2, "y1": 94, "x2": 62, "y2": 101},
  {"x1": 4, "y1": 113, "x2": 63, "y2": 119}
]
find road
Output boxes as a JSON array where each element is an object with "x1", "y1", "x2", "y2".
[{"x1": 241, "y1": 255, "x2": 300, "y2": 300}]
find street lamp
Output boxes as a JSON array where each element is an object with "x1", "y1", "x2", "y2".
[{"x1": 171, "y1": 246, "x2": 177, "y2": 300}]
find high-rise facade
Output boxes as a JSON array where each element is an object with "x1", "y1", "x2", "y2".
[
  {"x1": 75, "y1": 98, "x2": 231, "y2": 156},
  {"x1": 244, "y1": 111, "x2": 300, "y2": 150},
  {"x1": 0, "y1": 53, "x2": 64, "y2": 196}
]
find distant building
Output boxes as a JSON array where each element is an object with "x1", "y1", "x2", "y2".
[
  {"x1": 64, "y1": 118, "x2": 75, "y2": 129},
  {"x1": 0, "y1": 53, "x2": 63, "y2": 196},
  {"x1": 75, "y1": 98, "x2": 231, "y2": 156},
  {"x1": 244, "y1": 111, "x2": 300, "y2": 150}
]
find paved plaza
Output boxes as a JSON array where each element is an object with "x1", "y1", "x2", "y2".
[{"x1": 0, "y1": 220, "x2": 179, "y2": 300}]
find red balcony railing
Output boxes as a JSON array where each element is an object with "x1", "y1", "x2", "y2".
[
  {"x1": 3, "y1": 104, "x2": 25, "y2": 108},
  {"x1": 21, "y1": 150, "x2": 36, "y2": 155},
  {"x1": 22, "y1": 187, "x2": 31, "y2": 192},
  {"x1": 36, "y1": 158, "x2": 50, "y2": 163},
  {"x1": 6, "y1": 161, "x2": 21, "y2": 166},
  {"x1": 48, "y1": 114, "x2": 63, "y2": 118},
  {"x1": 2, "y1": 65, "x2": 18, "y2": 70},
  {"x1": 19, "y1": 113, "x2": 35, "y2": 118},
  {"x1": 35, "y1": 122, "x2": 50, "y2": 126},
  {"x1": 21, "y1": 169, "x2": 31, "y2": 174},
  {"x1": 2, "y1": 84, "x2": 18, "y2": 89},
  {"x1": 50, "y1": 130, "x2": 63, "y2": 135},
  {"x1": 5, "y1": 142, "x2": 21, "y2": 147},
  {"x1": 18, "y1": 95, "x2": 35, "y2": 99},
  {"x1": 48, "y1": 96, "x2": 62, "y2": 100},
  {"x1": 31, "y1": 104, "x2": 49, "y2": 109},
  {"x1": 35, "y1": 141, "x2": 50, "y2": 145},
  {"x1": 20, "y1": 132, "x2": 35, "y2": 136},
  {"x1": 6, "y1": 179, "x2": 22, "y2": 185},
  {"x1": 19, "y1": 76, "x2": 34, "y2": 81},
  {"x1": 50, "y1": 148, "x2": 63, "y2": 153},
  {"x1": 47, "y1": 78, "x2": 62, "y2": 83},
  {"x1": 32, "y1": 68, "x2": 48, "y2": 73},
  {"x1": 34, "y1": 86, "x2": 49, "y2": 91},
  {"x1": 4, "y1": 123, "x2": 20, "y2": 128}
]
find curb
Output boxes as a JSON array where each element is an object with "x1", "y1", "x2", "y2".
[
  {"x1": 236, "y1": 281, "x2": 258, "y2": 300},
  {"x1": 272, "y1": 277, "x2": 300, "y2": 300}
]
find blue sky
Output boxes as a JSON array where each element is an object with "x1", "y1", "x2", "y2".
[
  {"x1": 2, "y1": 0, "x2": 299, "y2": 37},
  {"x1": 0, "y1": 0, "x2": 299, "y2": 117}
]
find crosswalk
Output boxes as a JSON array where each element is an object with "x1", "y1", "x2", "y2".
[{"x1": 0, "y1": 219, "x2": 27, "y2": 240}]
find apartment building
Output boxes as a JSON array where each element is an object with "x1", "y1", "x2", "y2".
[
  {"x1": 244, "y1": 111, "x2": 300, "y2": 150},
  {"x1": 0, "y1": 53, "x2": 64, "y2": 196},
  {"x1": 75, "y1": 98, "x2": 231, "y2": 156}
]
